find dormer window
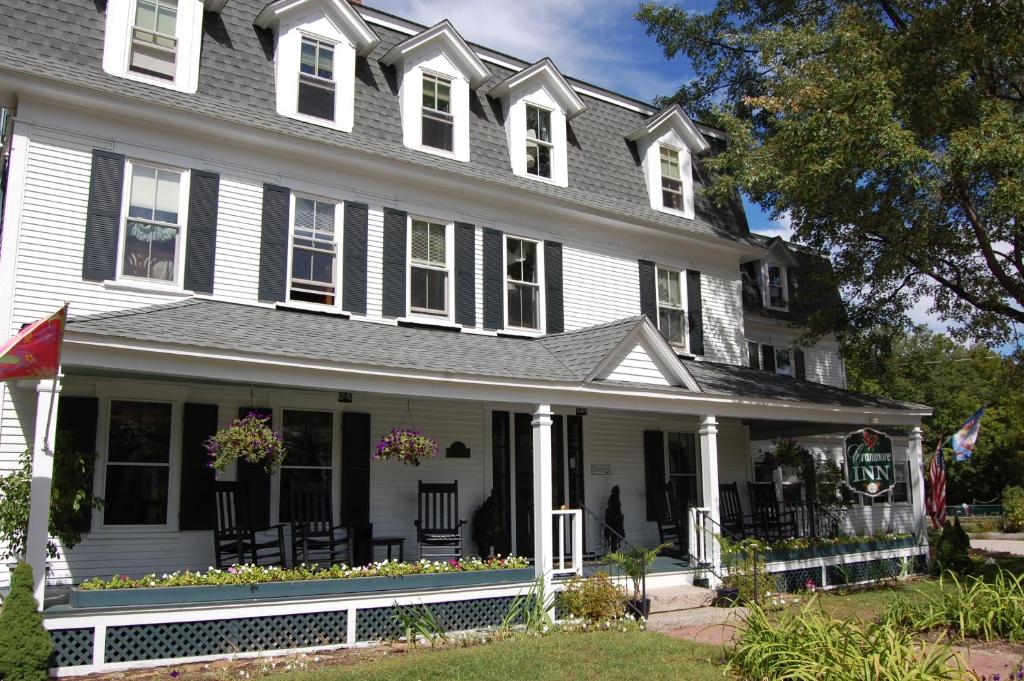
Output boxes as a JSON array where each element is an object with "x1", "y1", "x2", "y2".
[
  {"x1": 129, "y1": 0, "x2": 178, "y2": 80},
  {"x1": 526, "y1": 105, "x2": 553, "y2": 179},
  {"x1": 422, "y1": 74, "x2": 454, "y2": 152},
  {"x1": 660, "y1": 146, "x2": 684, "y2": 211},
  {"x1": 298, "y1": 37, "x2": 336, "y2": 121},
  {"x1": 626, "y1": 104, "x2": 710, "y2": 220},
  {"x1": 767, "y1": 264, "x2": 787, "y2": 308}
]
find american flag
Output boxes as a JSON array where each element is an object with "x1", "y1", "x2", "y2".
[{"x1": 926, "y1": 440, "x2": 947, "y2": 528}]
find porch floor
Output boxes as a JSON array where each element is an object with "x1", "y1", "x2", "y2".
[{"x1": 582, "y1": 555, "x2": 693, "y2": 577}]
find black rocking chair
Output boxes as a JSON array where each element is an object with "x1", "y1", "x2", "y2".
[
  {"x1": 719, "y1": 482, "x2": 754, "y2": 539},
  {"x1": 747, "y1": 482, "x2": 798, "y2": 541},
  {"x1": 289, "y1": 481, "x2": 352, "y2": 567},
  {"x1": 213, "y1": 481, "x2": 287, "y2": 568},
  {"x1": 414, "y1": 481, "x2": 467, "y2": 560},
  {"x1": 655, "y1": 483, "x2": 686, "y2": 557}
]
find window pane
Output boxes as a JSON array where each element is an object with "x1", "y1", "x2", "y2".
[
  {"x1": 282, "y1": 410, "x2": 333, "y2": 467},
  {"x1": 135, "y1": 0, "x2": 157, "y2": 31},
  {"x1": 298, "y1": 78, "x2": 335, "y2": 120},
  {"x1": 300, "y1": 39, "x2": 317, "y2": 76},
  {"x1": 109, "y1": 401, "x2": 172, "y2": 463},
  {"x1": 122, "y1": 222, "x2": 178, "y2": 281},
  {"x1": 657, "y1": 268, "x2": 681, "y2": 307},
  {"x1": 411, "y1": 220, "x2": 429, "y2": 261},
  {"x1": 422, "y1": 113, "x2": 454, "y2": 151},
  {"x1": 154, "y1": 169, "x2": 180, "y2": 224},
  {"x1": 748, "y1": 341, "x2": 761, "y2": 370},
  {"x1": 317, "y1": 44, "x2": 333, "y2": 80},
  {"x1": 103, "y1": 465, "x2": 169, "y2": 525},
  {"x1": 507, "y1": 282, "x2": 538, "y2": 329},
  {"x1": 527, "y1": 105, "x2": 551, "y2": 142},
  {"x1": 775, "y1": 349, "x2": 793, "y2": 376},
  {"x1": 436, "y1": 81, "x2": 451, "y2": 113},
  {"x1": 411, "y1": 267, "x2": 447, "y2": 313},
  {"x1": 155, "y1": 1, "x2": 177, "y2": 36},
  {"x1": 667, "y1": 433, "x2": 696, "y2": 474},
  {"x1": 280, "y1": 468, "x2": 331, "y2": 523},
  {"x1": 428, "y1": 223, "x2": 446, "y2": 263},
  {"x1": 659, "y1": 308, "x2": 684, "y2": 344},
  {"x1": 129, "y1": 165, "x2": 157, "y2": 220},
  {"x1": 507, "y1": 238, "x2": 537, "y2": 283},
  {"x1": 768, "y1": 266, "x2": 782, "y2": 286}
]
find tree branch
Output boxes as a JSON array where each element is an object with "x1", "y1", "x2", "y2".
[{"x1": 953, "y1": 178, "x2": 1024, "y2": 308}]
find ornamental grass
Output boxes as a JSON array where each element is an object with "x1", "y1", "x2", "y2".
[
  {"x1": 731, "y1": 601, "x2": 965, "y2": 681},
  {"x1": 79, "y1": 556, "x2": 529, "y2": 590},
  {"x1": 882, "y1": 568, "x2": 1024, "y2": 641}
]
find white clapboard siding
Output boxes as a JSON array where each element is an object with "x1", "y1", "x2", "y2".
[
  {"x1": 365, "y1": 206, "x2": 384, "y2": 318},
  {"x1": 562, "y1": 243, "x2": 640, "y2": 333},
  {"x1": 212, "y1": 177, "x2": 263, "y2": 303},
  {"x1": 808, "y1": 347, "x2": 847, "y2": 388},
  {"x1": 602, "y1": 345, "x2": 670, "y2": 385},
  {"x1": 699, "y1": 269, "x2": 745, "y2": 365}
]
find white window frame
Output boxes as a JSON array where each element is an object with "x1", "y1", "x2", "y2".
[
  {"x1": 664, "y1": 432, "x2": 701, "y2": 506},
  {"x1": 655, "y1": 265, "x2": 688, "y2": 351},
  {"x1": 286, "y1": 193, "x2": 342, "y2": 310},
  {"x1": 93, "y1": 393, "x2": 185, "y2": 532},
  {"x1": 406, "y1": 216, "x2": 453, "y2": 320},
  {"x1": 295, "y1": 34, "x2": 338, "y2": 123},
  {"x1": 420, "y1": 71, "x2": 455, "y2": 154},
  {"x1": 102, "y1": 0, "x2": 204, "y2": 93},
  {"x1": 746, "y1": 339, "x2": 761, "y2": 370},
  {"x1": 774, "y1": 347, "x2": 795, "y2": 377},
  {"x1": 503, "y1": 234, "x2": 544, "y2": 334},
  {"x1": 640, "y1": 134, "x2": 695, "y2": 219},
  {"x1": 764, "y1": 262, "x2": 789, "y2": 310},
  {"x1": 269, "y1": 405, "x2": 341, "y2": 526},
  {"x1": 524, "y1": 103, "x2": 555, "y2": 180},
  {"x1": 115, "y1": 159, "x2": 190, "y2": 289},
  {"x1": 659, "y1": 145, "x2": 685, "y2": 212}
]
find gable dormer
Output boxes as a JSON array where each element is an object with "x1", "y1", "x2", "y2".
[
  {"x1": 626, "y1": 104, "x2": 710, "y2": 221},
  {"x1": 102, "y1": 0, "x2": 225, "y2": 93},
  {"x1": 255, "y1": 0, "x2": 379, "y2": 132},
  {"x1": 381, "y1": 21, "x2": 490, "y2": 162},
  {"x1": 490, "y1": 59, "x2": 587, "y2": 188},
  {"x1": 759, "y1": 237, "x2": 799, "y2": 310}
]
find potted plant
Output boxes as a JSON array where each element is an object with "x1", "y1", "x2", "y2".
[
  {"x1": 692, "y1": 565, "x2": 710, "y2": 589},
  {"x1": 604, "y1": 543, "x2": 669, "y2": 618},
  {"x1": 374, "y1": 428, "x2": 438, "y2": 466},
  {"x1": 715, "y1": 536, "x2": 769, "y2": 607},
  {"x1": 205, "y1": 412, "x2": 286, "y2": 473}
]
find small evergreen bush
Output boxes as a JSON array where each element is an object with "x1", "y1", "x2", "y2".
[
  {"x1": 0, "y1": 563, "x2": 53, "y2": 681},
  {"x1": 932, "y1": 518, "x2": 971, "y2": 575},
  {"x1": 556, "y1": 572, "x2": 626, "y2": 622},
  {"x1": 1003, "y1": 485, "x2": 1024, "y2": 532}
]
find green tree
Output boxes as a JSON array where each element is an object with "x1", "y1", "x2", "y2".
[
  {"x1": 0, "y1": 563, "x2": 53, "y2": 681},
  {"x1": 637, "y1": 0, "x2": 1024, "y2": 347},
  {"x1": 844, "y1": 325, "x2": 1024, "y2": 503}
]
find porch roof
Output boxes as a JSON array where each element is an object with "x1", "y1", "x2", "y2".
[{"x1": 65, "y1": 300, "x2": 926, "y2": 414}]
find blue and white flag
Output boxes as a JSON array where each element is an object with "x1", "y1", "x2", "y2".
[{"x1": 951, "y1": 407, "x2": 985, "y2": 462}]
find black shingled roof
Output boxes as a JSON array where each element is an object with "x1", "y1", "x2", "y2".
[
  {"x1": 66, "y1": 300, "x2": 925, "y2": 411},
  {"x1": 0, "y1": 0, "x2": 750, "y2": 243}
]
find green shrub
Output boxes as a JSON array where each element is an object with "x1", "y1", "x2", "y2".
[
  {"x1": 0, "y1": 563, "x2": 53, "y2": 681},
  {"x1": 956, "y1": 516, "x2": 1003, "y2": 534},
  {"x1": 1004, "y1": 485, "x2": 1024, "y2": 532},
  {"x1": 720, "y1": 537, "x2": 770, "y2": 605},
  {"x1": 932, "y1": 519, "x2": 971, "y2": 575},
  {"x1": 881, "y1": 568, "x2": 1024, "y2": 642},
  {"x1": 732, "y1": 601, "x2": 965, "y2": 680},
  {"x1": 555, "y1": 573, "x2": 626, "y2": 622}
]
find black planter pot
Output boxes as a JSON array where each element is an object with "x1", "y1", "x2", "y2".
[
  {"x1": 714, "y1": 587, "x2": 740, "y2": 607},
  {"x1": 628, "y1": 597, "x2": 651, "y2": 619},
  {"x1": 693, "y1": 577, "x2": 710, "y2": 588}
]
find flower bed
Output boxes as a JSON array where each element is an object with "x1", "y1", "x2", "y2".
[
  {"x1": 762, "y1": 533, "x2": 916, "y2": 563},
  {"x1": 71, "y1": 557, "x2": 532, "y2": 608}
]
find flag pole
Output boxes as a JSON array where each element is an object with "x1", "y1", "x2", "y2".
[{"x1": 40, "y1": 302, "x2": 68, "y2": 454}]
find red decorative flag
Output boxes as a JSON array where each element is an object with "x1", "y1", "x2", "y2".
[{"x1": 0, "y1": 305, "x2": 68, "y2": 381}]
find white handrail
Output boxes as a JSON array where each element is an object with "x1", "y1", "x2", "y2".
[
  {"x1": 550, "y1": 509, "x2": 584, "y2": 576},
  {"x1": 688, "y1": 506, "x2": 712, "y2": 565}
]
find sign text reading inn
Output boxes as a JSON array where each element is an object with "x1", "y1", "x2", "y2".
[{"x1": 846, "y1": 428, "x2": 895, "y2": 496}]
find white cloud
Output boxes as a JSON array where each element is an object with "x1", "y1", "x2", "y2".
[
  {"x1": 907, "y1": 294, "x2": 949, "y2": 333},
  {"x1": 754, "y1": 211, "x2": 794, "y2": 241},
  {"x1": 367, "y1": 0, "x2": 674, "y2": 101}
]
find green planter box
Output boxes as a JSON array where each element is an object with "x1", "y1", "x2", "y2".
[
  {"x1": 69, "y1": 567, "x2": 535, "y2": 609},
  {"x1": 764, "y1": 537, "x2": 916, "y2": 563}
]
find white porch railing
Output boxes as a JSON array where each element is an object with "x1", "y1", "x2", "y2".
[
  {"x1": 551, "y1": 509, "x2": 583, "y2": 577},
  {"x1": 688, "y1": 506, "x2": 712, "y2": 565}
]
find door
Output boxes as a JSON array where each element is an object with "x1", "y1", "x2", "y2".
[{"x1": 667, "y1": 432, "x2": 701, "y2": 539}]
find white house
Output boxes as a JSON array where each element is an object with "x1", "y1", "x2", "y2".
[{"x1": 0, "y1": 0, "x2": 929, "y2": 672}]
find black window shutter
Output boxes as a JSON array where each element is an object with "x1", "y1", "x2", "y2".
[
  {"x1": 551, "y1": 415, "x2": 565, "y2": 507},
  {"x1": 643, "y1": 430, "x2": 665, "y2": 521},
  {"x1": 491, "y1": 411, "x2": 512, "y2": 556},
  {"x1": 183, "y1": 170, "x2": 220, "y2": 294},
  {"x1": 686, "y1": 269, "x2": 705, "y2": 355},
  {"x1": 341, "y1": 411, "x2": 372, "y2": 524},
  {"x1": 794, "y1": 349, "x2": 806, "y2": 380},
  {"x1": 82, "y1": 150, "x2": 126, "y2": 282},
  {"x1": 236, "y1": 407, "x2": 272, "y2": 526},
  {"x1": 454, "y1": 222, "x2": 476, "y2": 326},
  {"x1": 382, "y1": 208, "x2": 408, "y2": 318},
  {"x1": 257, "y1": 184, "x2": 290, "y2": 302},
  {"x1": 545, "y1": 240, "x2": 564, "y2": 334},
  {"x1": 179, "y1": 403, "x2": 219, "y2": 530},
  {"x1": 748, "y1": 341, "x2": 761, "y2": 370},
  {"x1": 762, "y1": 344, "x2": 776, "y2": 373},
  {"x1": 483, "y1": 227, "x2": 504, "y2": 330},
  {"x1": 638, "y1": 259, "x2": 656, "y2": 324},
  {"x1": 343, "y1": 202, "x2": 368, "y2": 314},
  {"x1": 55, "y1": 396, "x2": 99, "y2": 533}
]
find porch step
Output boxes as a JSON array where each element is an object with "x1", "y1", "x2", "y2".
[{"x1": 647, "y1": 584, "x2": 714, "y2": 613}]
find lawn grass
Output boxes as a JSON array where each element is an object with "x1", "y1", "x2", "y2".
[{"x1": 269, "y1": 631, "x2": 727, "y2": 681}]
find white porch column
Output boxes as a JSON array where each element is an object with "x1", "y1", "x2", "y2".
[
  {"x1": 531, "y1": 404, "x2": 554, "y2": 591},
  {"x1": 27, "y1": 377, "x2": 61, "y2": 609},
  {"x1": 908, "y1": 426, "x2": 927, "y2": 544},
  {"x1": 698, "y1": 415, "x2": 721, "y2": 569}
]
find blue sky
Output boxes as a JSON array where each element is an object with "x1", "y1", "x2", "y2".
[{"x1": 370, "y1": 0, "x2": 790, "y2": 239}]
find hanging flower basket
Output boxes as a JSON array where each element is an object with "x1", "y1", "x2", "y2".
[
  {"x1": 205, "y1": 412, "x2": 286, "y2": 473},
  {"x1": 375, "y1": 428, "x2": 439, "y2": 466}
]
